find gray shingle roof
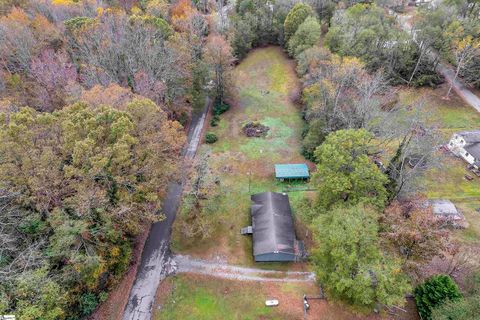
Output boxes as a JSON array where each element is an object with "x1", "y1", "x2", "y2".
[
  {"x1": 251, "y1": 192, "x2": 295, "y2": 256},
  {"x1": 458, "y1": 131, "x2": 480, "y2": 144}
]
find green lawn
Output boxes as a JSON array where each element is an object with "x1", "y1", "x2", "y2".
[
  {"x1": 155, "y1": 275, "x2": 274, "y2": 320},
  {"x1": 171, "y1": 47, "x2": 312, "y2": 267},
  {"x1": 154, "y1": 274, "x2": 325, "y2": 320}
]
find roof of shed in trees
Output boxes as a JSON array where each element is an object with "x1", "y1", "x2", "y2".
[
  {"x1": 429, "y1": 199, "x2": 460, "y2": 217},
  {"x1": 251, "y1": 192, "x2": 295, "y2": 256},
  {"x1": 274, "y1": 163, "x2": 309, "y2": 179}
]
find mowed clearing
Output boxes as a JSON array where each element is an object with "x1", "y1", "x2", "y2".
[
  {"x1": 171, "y1": 46, "x2": 313, "y2": 268},
  {"x1": 153, "y1": 274, "x2": 407, "y2": 320}
]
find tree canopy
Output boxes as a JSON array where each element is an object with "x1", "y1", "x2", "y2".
[
  {"x1": 283, "y1": 3, "x2": 314, "y2": 42},
  {"x1": 311, "y1": 205, "x2": 411, "y2": 307},
  {"x1": 0, "y1": 99, "x2": 184, "y2": 318},
  {"x1": 287, "y1": 16, "x2": 321, "y2": 57},
  {"x1": 313, "y1": 129, "x2": 388, "y2": 210}
]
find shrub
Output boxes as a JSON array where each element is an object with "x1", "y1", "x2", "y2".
[
  {"x1": 210, "y1": 114, "x2": 220, "y2": 127},
  {"x1": 213, "y1": 100, "x2": 230, "y2": 116},
  {"x1": 79, "y1": 292, "x2": 99, "y2": 316},
  {"x1": 415, "y1": 274, "x2": 462, "y2": 320},
  {"x1": 205, "y1": 132, "x2": 218, "y2": 144}
]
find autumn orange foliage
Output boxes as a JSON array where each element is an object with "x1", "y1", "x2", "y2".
[{"x1": 170, "y1": 0, "x2": 195, "y2": 31}]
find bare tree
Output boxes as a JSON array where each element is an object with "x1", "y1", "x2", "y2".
[{"x1": 379, "y1": 100, "x2": 440, "y2": 200}]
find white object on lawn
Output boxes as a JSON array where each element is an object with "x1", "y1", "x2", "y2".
[{"x1": 265, "y1": 299, "x2": 279, "y2": 307}]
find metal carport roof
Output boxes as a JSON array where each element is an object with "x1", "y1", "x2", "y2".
[{"x1": 274, "y1": 163, "x2": 309, "y2": 179}]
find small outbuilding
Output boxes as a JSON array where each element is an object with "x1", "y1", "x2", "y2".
[
  {"x1": 429, "y1": 199, "x2": 466, "y2": 228},
  {"x1": 245, "y1": 192, "x2": 304, "y2": 262},
  {"x1": 430, "y1": 199, "x2": 462, "y2": 220},
  {"x1": 275, "y1": 164, "x2": 309, "y2": 180}
]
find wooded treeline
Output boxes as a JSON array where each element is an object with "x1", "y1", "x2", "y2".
[{"x1": 0, "y1": 0, "x2": 234, "y2": 318}]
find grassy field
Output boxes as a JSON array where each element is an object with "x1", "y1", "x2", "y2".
[
  {"x1": 171, "y1": 46, "x2": 314, "y2": 268},
  {"x1": 153, "y1": 274, "x2": 416, "y2": 320}
]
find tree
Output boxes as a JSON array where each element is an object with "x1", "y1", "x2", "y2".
[
  {"x1": 231, "y1": 0, "x2": 285, "y2": 57},
  {"x1": 79, "y1": 84, "x2": 141, "y2": 109},
  {"x1": 203, "y1": 35, "x2": 234, "y2": 103},
  {"x1": 66, "y1": 10, "x2": 191, "y2": 116},
  {"x1": 307, "y1": 0, "x2": 335, "y2": 23},
  {"x1": 445, "y1": 34, "x2": 480, "y2": 98},
  {"x1": 431, "y1": 270, "x2": 480, "y2": 320},
  {"x1": 381, "y1": 199, "x2": 449, "y2": 268},
  {"x1": 12, "y1": 268, "x2": 68, "y2": 320},
  {"x1": 415, "y1": 274, "x2": 462, "y2": 320},
  {"x1": 287, "y1": 16, "x2": 321, "y2": 57},
  {"x1": 283, "y1": 3, "x2": 314, "y2": 42},
  {"x1": 382, "y1": 112, "x2": 439, "y2": 201},
  {"x1": 29, "y1": 49, "x2": 77, "y2": 111},
  {"x1": 0, "y1": 8, "x2": 36, "y2": 74},
  {"x1": 325, "y1": 4, "x2": 439, "y2": 86},
  {"x1": 178, "y1": 148, "x2": 222, "y2": 240},
  {"x1": 0, "y1": 99, "x2": 185, "y2": 318},
  {"x1": 313, "y1": 129, "x2": 389, "y2": 210},
  {"x1": 311, "y1": 205, "x2": 411, "y2": 307},
  {"x1": 299, "y1": 51, "x2": 389, "y2": 159},
  {"x1": 431, "y1": 295, "x2": 480, "y2": 320}
]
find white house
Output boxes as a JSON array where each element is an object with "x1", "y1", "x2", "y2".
[{"x1": 447, "y1": 131, "x2": 480, "y2": 168}]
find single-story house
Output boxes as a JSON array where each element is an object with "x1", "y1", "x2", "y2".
[
  {"x1": 447, "y1": 131, "x2": 480, "y2": 168},
  {"x1": 243, "y1": 192, "x2": 305, "y2": 262},
  {"x1": 275, "y1": 163, "x2": 309, "y2": 180}
]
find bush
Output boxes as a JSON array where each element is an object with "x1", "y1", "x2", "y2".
[
  {"x1": 411, "y1": 72, "x2": 443, "y2": 88},
  {"x1": 210, "y1": 114, "x2": 220, "y2": 127},
  {"x1": 205, "y1": 132, "x2": 218, "y2": 144},
  {"x1": 213, "y1": 100, "x2": 230, "y2": 116},
  {"x1": 79, "y1": 292, "x2": 99, "y2": 316},
  {"x1": 415, "y1": 274, "x2": 462, "y2": 320}
]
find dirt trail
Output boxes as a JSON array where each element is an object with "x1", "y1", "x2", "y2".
[{"x1": 173, "y1": 254, "x2": 316, "y2": 283}]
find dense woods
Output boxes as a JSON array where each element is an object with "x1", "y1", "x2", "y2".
[
  {"x1": 1, "y1": 0, "x2": 479, "y2": 318},
  {"x1": 0, "y1": 0, "x2": 230, "y2": 318}
]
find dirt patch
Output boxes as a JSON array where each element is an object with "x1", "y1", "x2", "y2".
[
  {"x1": 89, "y1": 224, "x2": 150, "y2": 320},
  {"x1": 242, "y1": 121, "x2": 270, "y2": 137}
]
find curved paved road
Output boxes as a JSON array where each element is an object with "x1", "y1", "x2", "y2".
[{"x1": 122, "y1": 98, "x2": 210, "y2": 320}]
